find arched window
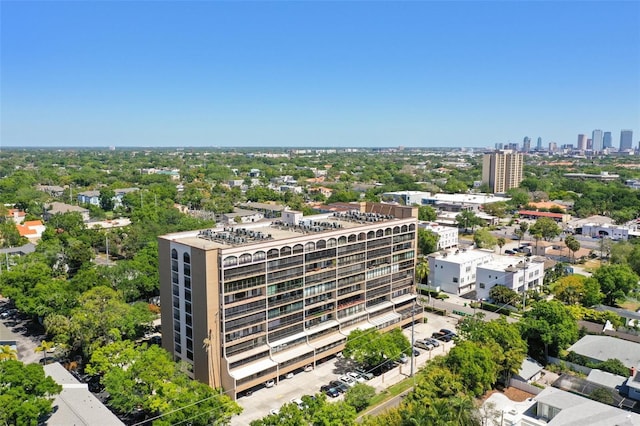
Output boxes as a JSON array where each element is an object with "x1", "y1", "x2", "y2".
[
  {"x1": 338, "y1": 236, "x2": 347, "y2": 245},
  {"x1": 293, "y1": 244, "x2": 304, "y2": 254},
  {"x1": 409, "y1": 224, "x2": 416, "y2": 231},
  {"x1": 316, "y1": 240, "x2": 326, "y2": 249},
  {"x1": 385, "y1": 227, "x2": 392, "y2": 236},
  {"x1": 171, "y1": 249, "x2": 178, "y2": 259},
  {"x1": 358, "y1": 233, "x2": 366, "y2": 241},
  {"x1": 305, "y1": 242, "x2": 316, "y2": 252},
  {"x1": 224, "y1": 256, "x2": 238, "y2": 267},
  {"x1": 183, "y1": 253, "x2": 190, "y2": 264},
  {"x1": 401, "y1": 225, "x2": 408, "y2": 233},
  {"x1": 367, "y1": 231, "x2": 375, "y2": 240},
  {"x1": 376, "y1": 229, "x2": 384, "y2": 238},
  {"x1": 254, "y1": 251, "x2": 266, "y2": 262},
  {"x1": 239, "y1": 253, "x2": 252, "y2": 265},
  {"x1": 348, "y1": 234, "x2": 357, "y2": 243},
  {"x1": 327, "y1": 238, "x2": 337, "y2": 248},
  {"x1": 393, "y1": 226, "x2": 400, "y2": 234},
  {"x1": 281, "y1": 246, "x2": 292, "y2": 256},
  {"x1": 267, "y1": 249, "x2": 279, "y2": 259}
]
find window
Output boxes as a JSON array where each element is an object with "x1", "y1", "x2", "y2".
[
  {"x1": 183, "y1": 253, "x2": 190, "y2": 264},
  {"x1": 479, "y1": 283, "x2": 485, "y2": 289},
  {"x1": 453, "y1": 277, "x2": 459, "y2": 283}
]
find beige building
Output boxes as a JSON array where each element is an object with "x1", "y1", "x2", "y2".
[
  {"x1": 159, "y1": 202, "x2": 421, "y2": 399},
  {"x1": 482, "y1": 150, "x2": 523, "y2": 193}
]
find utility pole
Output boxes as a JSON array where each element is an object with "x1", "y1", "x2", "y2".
[{"x1": 410, "y1": 300, "x2": 415, "y2": 380}]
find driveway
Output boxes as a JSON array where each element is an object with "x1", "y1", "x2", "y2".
[{"x1": 0, "y1": 297, "x2": 46, "y2": 365}]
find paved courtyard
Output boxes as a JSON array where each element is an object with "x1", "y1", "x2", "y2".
[{"x1": 230, "y1": 312, "x2": 458, "y2": 425}]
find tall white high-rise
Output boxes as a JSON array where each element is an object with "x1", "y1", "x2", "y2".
[
  {"x1": 536, "y1": 137, "x2": 542, "y2": 151},
  {"x1": 577, "y1": 134, "x2": 587, "y2": 151},
  {"x1": 592, "y1": 129, "x2": 603, "y2": 152},
  {"x1": 620, "y1": 130, "x2": 633, "y2": 150}
]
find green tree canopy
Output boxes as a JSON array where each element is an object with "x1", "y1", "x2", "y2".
[
  {"x1": 592, "y1": 264, "x2": 639, "y2": 306},
  {"x1": 529, "y1": 217, "x2": 561, "y2": 241},
  {"x1": 520, "y1": 300, "x2": 579, "y2": 361},
  {"x1": 0, "y1": 360, "x2": 62, "y2": 426}
]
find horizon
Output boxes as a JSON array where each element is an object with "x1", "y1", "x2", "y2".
[{"x1": 2, "y1": 1, "x2": 639, "y2": 148}]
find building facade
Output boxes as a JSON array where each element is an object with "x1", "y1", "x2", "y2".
[
  {"x1": 475, "y1": 257, "x2": 545, "y2": 301},
  {"x1": 621, "y1": 129, "x2": 634, "y2": 151},
  {"x1": 418, "y1": 222, "x2": 459, "y2": 250},
  {"x1": 482, "y1": 150, "x2": 524, "y2": 193},
  {"x1": 592, "y1": 129, "x2": 603, "y2": 152},
  {"x1": 426, "y1": 249, "x2": 494, "y2": 295},
  {"x1": 159, "y1": 202, "x2": 421, "y2": 398}
]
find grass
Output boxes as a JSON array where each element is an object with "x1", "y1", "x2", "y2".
[
  {"x1": 360, "y1": 376, "x2": 415, "y2": 416},
  {"x1": 619, "y1": 299, "x2": 640, "y2": 312}
]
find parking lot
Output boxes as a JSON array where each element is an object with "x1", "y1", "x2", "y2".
[
  {"x1": 230, "y1": 312, "x2": 458, "y2": 425},
  {"x1": 0, "y1": 297, "x2": 46, "y2": 365}
]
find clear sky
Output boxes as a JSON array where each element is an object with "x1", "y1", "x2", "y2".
[{"x1": 1, "y1": 1, "x2": 639, "y2": 148}]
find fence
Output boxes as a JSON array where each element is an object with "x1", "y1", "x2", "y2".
[
  {"x1": 547, "y1": 356, "x2": 593, "y2": 375},
  {"x1": 508, "y1": 378, "x2": 542, "y2": 395}
]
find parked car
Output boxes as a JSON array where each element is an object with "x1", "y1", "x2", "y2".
[
  {"x1": 320, "y1": 385, "x2": 340, "y2": 398},
  {"x1": 504, "y1": 249, "x2": 515, "y2": 255},
  {"x1": 339, "y1": 375, "x2": 357, "y2": 387},
  {"x1": 347, "y1": 371, "x2": 366, "y2": 383},
  {"x1": 413, "y1": 348, "x2": 421, "y2": 357},
  {"x1": 426, "y1": 337, "x2": 440, "y2": 347},
  {"x1": 265, "y1": 379, "x2": 275, "y2": 388},
  {"x1": 431, "y1": 331, "x2": 452, "y2": 342},
  {"x1": 398, "y1": 353, "x2": 408, "y2": 364},
  {"x1": 354, "y1": 368, "x2": 374, "y2": 380},
  {"x1": 414, "y1": 339, "x2": 432, "y2": 350},
  {"x1": 330, "y1": 380, "x2": 349, "y2": 393},
  {"x1": 290, "y1": 398, "x2": 305, "y2": 410},
  {"x1": 269, "y1": 408, "x2": 280, "y2": 416},
  {"x1": 440, "y1": 328, "x2": 457, "y2": 338}
]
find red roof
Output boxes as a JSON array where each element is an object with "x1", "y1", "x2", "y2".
[{"x1": 518, "y1": 210, "x2": 564, "y2": 218}]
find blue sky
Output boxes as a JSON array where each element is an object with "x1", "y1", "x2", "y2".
[{"x1": 2, "y1": 1, "x2": 639, "y2": 148}]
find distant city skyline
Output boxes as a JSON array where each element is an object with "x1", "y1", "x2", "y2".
[{"x1": 1, "y1": 1, "x2": 639, "y2": 148}]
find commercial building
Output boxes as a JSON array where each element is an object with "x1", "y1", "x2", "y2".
[
  {"x1": 621, "y1": 129, "x2": 634, "y2": 151},
  {"x1": 482, "y1": 150, "x2": 523, "y2": 193},
  {"x1": 159, "y1": 202, "x2": 421, "y2": 398},
  {"x1": 426, "y1": 248, "x2": 494, "y2": 295},
  {"x1": 475, "y1": 257, "x2": 545, "y2": 301},
  {"x1": 603, "y1": 131, "x2": 612, "y2": 149},
  {"x1": 592, "y1": 129, "x2": 604, "y2": 152},
  {"x1": 577, "y1": 134, "x2": 587, "y2": 151}
]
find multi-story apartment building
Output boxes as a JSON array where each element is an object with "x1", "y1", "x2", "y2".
[
  {"x1": 158, "y1": 202, "x2": 421, "y2": 399},
  {"x1": 481, "y1": 150, "x2": 523, "y2": 193},
  {"x1": 427, "y1": 248, "x2": 494, "y2": 295},
  {"x1": 418, "y1": 222, "x2": 458, "y2": 250},
  {"x1": 475, "y1": 257, "x2": 545, "y2": 302}
]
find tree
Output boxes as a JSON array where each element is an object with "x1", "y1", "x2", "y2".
[
  {"x1": 87, "y1": 341, "x2": 241, "y2": 425},
  {"x1": 456, "y1": 210, "x2": 482, "y2": 233},
  {"x1": 417, "y1": 228, "x2": 439, "y2": 255},
  {"x1": 344, "y1": 383, "x2": 376, "y2": 412},
  {"x1": 564, "y1": 235, "x2": 581, "y2": 263},
  {"x1": 506, "y1": 189, "x2": 530, "y2": 208},
  {"x1": 529, "y1": 217, "x2": 561, "y2": 241},
  {"x1": 482, "y1": 202, "x2": 508, "y2": 218},
  {"x1": 415, "y1": 259, "x2": 430, "y2": 287},
  {"x1": 311, "y1": 400, "x2": 357, "y2": 426},
  {"x1": 497, "y1": 237, "x2": 506, "y2": 254},
  {"x1": 446, "y1": 341, "x2": 499, "y2": 397},
  {"x1": 592, "y1": 264, "x2": 639, "y2": 306},
  {"x1": 34, "y1": 340, "x2": 56, "y2": 365},
  {"x1": 99, "y1": 188, "x2": 116, "y2": 211},
  {"x1": 0, "y1": 344, "x2": 18, "y2": 361},
  {"x1": 0, "y1": 360, "x2": 62, "y2": 425},
  {"x1": 473, "y1": 228, "x2": 497, "y2": 249},
  {"x1": 489, "y1": 285, "x2": 519, "y2": 306},
  {"x1": 418, "y1": 205, "x2": 437, "y2": 222},
  {"x1": 589, "y1": 388, "x2": 615, "y2": 405},
  {"x1": 343, "y1": 328, "x2": 410, "y2": 371},
  {"x1": 553, "y1": 275, "x2": 588, "y2": 305},
  {"x1": 520, "y1": 300, "x2": 579, "y2": 361}
]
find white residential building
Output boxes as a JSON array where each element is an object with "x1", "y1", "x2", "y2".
[
  {"x1": 418, "y1": 222, "x2": 458, "y2": 250},
  {"x1": 475, "y1": 257, "x2": 545, "y2": 301},
  {"x1": 426, "y1": 249, "x2": 494, "y2": 295}
]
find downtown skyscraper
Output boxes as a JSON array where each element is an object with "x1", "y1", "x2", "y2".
[
  {"x1": 620, "y1": 130, "x2": 633, "y2": 150},
  {"x1": 592, "y1": 129, "x2": 603, "y2": 152}
]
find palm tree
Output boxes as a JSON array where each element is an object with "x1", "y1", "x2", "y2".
[
  {"x1": 34, "y1": 340, "x2": 55, "y2": 364},
  {"x1": 497, "y1": 237, "x2": 506, "y2": 254},
  {"x1": 415, "y1": 259, "x2": 430, "y2": 287},
  {"x1": 0, "y1": 345, "x2": 18, "y2": 361}
]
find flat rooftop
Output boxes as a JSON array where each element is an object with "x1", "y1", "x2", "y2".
[
  {"x1": 161, "y1": 210, "x2": 413, "y2": 250},
  {"x1": 429, "y1": 248, "x2": 494, "y2": 262}
]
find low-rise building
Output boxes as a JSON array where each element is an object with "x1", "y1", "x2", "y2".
[
  {"x1": 418, "y1": 222, "x2": 458, "y2": 250},
  {"x1": 518, "y1": 210, "x2": 571, "y2": 223},
  {"x1": 427, "y1": 249, "x2": 494, "y2": 295},
  {"x1": 580, "y1": 223, "x2": 630, "y2": 241},
  {"x1": 44, "y1": 202, "x2": 90, "y2": 222},
  {"x1": 475, "y1": 257, "x2": 545, "y2": 301},
  {"x1": 567, "y1": 335, "x2": 640, "y2": 369}
]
